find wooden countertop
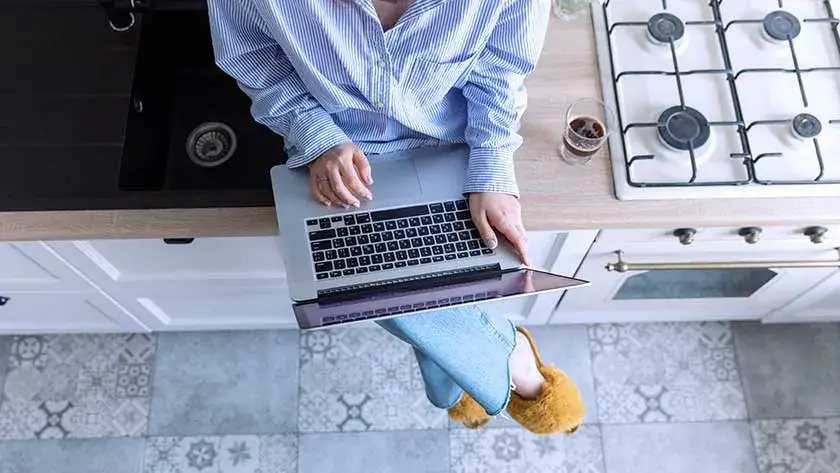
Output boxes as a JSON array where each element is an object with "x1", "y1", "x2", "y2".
[{"x1": 2, "y1": 15, "x2": 839, "y2": 242}]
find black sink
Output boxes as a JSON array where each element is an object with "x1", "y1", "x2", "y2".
[{"x1": 121, "y1": 11, "x2": 286, "y2": 191}]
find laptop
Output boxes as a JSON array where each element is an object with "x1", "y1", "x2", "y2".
[{"x1": 270, "y1": 145, "x2": 589, "y2": 330}]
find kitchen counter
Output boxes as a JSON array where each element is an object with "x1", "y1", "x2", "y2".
[{"x1": 2, "y1": 14, "x2": 840, "y2": 241}]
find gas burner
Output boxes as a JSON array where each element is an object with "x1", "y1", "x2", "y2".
[
  {"x1": 646, "y1": 13, "x2": 685, "y2": 44},
  {"x1": 657, "y1": 106, "x2": 711, "y2": 151},
  {"x1": 762, "y1": 11, "x2": 801, "y2": 42},
  {"x1": 186, "y1": 122, "x2": 238, "y2": 168},
  {"x1": 791, "y1": 113, "x2": 822, "y2": 139}
]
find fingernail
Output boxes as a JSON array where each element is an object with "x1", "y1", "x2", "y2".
[
  {"x1": 323, "y1": 201, "x2": 332, "y2": 207},
  {"x1": 352, "y1": 201, "x2": 361, "y2": 208},
  {"x1": 365, "y1": 194, "x2": 373, "y2": 201},
  {"x1": 484, "y1": 238, "x2": 498, "y2": 249}
]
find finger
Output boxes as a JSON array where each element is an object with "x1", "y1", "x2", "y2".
[
  {"x1": 353, "y1": 150, "x2": 374, "y2": 185},
  {"x1": 492, "y1": 216, "x2": 530, "y2": 266},
  {"x1": 328, "y1": 166, "x2": 360, "y2": 207},
  {"x1": 472, "y1": 210, "x2": 498, "y2": 250},
  {"x1": 515, "y1": 223, "x2": 532, "y2": 266},
  {"x1": 309, "y1": 176, "x2": 332, "y2": 206},
  {"x1": 340, "y1": 161, "x2": 373, "y2": 201},
  {"x1": 317, "y1": 178, "x2": 342, "y2": 207}
]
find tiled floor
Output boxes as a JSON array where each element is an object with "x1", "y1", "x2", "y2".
[{"x1": 0, "y1": 322, "x2": 839, "y2": 473}]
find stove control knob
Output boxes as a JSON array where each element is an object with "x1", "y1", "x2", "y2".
[
  {"x1": 804, "y1": 226, "x2": 828, "y2": 244},
  {"x1": 738, "y1": 227, "x2": 762, "y2": 245},
  {"x1": 673, "y1": 228, "x2": 697, "y2": 245}
]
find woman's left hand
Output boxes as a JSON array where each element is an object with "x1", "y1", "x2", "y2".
[{"x1": 469, "y1": 193, "x2": 531, "y2": 266}]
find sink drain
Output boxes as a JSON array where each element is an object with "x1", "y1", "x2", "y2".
[{"x1": 186, "y1": 122, "x2": 238, "y2": 168}]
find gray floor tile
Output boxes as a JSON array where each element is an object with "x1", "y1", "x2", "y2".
[
  {"x1": 752, "y1": 418, "x2": 840, "y2": 473},
  {"x1": 602, "y1": 422, "x2": 759, "y2": 473},
  {"x1": 589, "y1": 322, "x2": 747, "y2": 423},
  {"x1": 298, "y1": 327, "x2": 447, "y2": 432},
  {"x1": 451, "y1": 325, "x2": 598, "y2": 429},
  {"x1": 0, "y1": 336, "x2": 11, "y2": 408},
  {"x1": 143, "y1": 434, "x2": 297, "y2": 473},
  {"x1": 0, "y1": 438, "x2": 145, "y2": 473},
  {"x1": 299, "y1": 430, "x2": 448, "y2": 473},
  {"x1": 451, "y1": 425, "x2": 605, "y2": 473},
  {"x1": 0, "y1": 334, "x2": 155, "y2": 439},
  {"x1": 149, "y1": 330, "x2": 298, "y2": 436},
  {"x1": 734, "y1": 323, "x2": 840, "y2": 418}
]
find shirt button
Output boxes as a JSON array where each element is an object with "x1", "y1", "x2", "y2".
[
  {"x1": 374, "y1": 101, "x2": 384, "y2": 109},
  {"x1": 376, "y1": 59, "x2": 386, "y2": 68}
]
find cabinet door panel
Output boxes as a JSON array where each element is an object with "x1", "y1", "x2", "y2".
[
  {"x1": 0, "y1": 293, "x2": 145, "y2": 334},
  {"x1": 766, "y1": 270, "x2": 840, "y2": 322},
  {"x1": 0, "y1": 242, "x2": 88, "y2": 292}
]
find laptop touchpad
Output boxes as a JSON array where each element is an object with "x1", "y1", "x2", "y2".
[{"x1": 369, "y1": 159, "x2": 422, "y2": 200}]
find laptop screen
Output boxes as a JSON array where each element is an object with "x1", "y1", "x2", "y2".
[{"x1": 292, "y1": 268, "x2": 589, "y2": 330}]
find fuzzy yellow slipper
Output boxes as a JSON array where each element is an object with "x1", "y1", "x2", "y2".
[
  {"x1": 447, "y1": 392, "x2": 491, "y2": 429},
  {"x1": 506, "y1": 327, "x2": 586, "y2": 435}
]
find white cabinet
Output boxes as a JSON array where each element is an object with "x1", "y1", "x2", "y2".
[
  {"x1": 0, "y1": 242, "x2": 90, "y2": 292},
  {"x1": 0, "y1": 293, "x2": 142, "y2": 334},
  {"x1": 765, "y1": 269, "x2": 840, "y2": 322},
  {"x1": 482, "y1": 230, "x2": 597, "y2": 325},
  {"x1": 554, "y1": 228, "x2": 840, "y2": 324}
]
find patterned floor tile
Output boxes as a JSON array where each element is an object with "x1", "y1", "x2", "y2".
[
  {"x1": 752, "y1": 418, "x2": 840, "y2": 473},
  {"x1": 602, "y1": 422, "x2": 759, "y2": 473},
  {"x1": 143, "y1": 434, "x2": 297, "y2": 473},
  {"x1": 0, "y1": 336, "x2": 10, "y2": 409},
  {"x1": 451, "y1": 325, "x2": 598, "y2": 429},
  {"x1": 149, "y1": 331, "x2": 298, "y2": 436},
  {"x1": 734, "y1": 323, "x2": 840, "y2": 418},
  {"x1": 450, "y1": 425, "x2": 605, "y2": 473},
  {"x1": 589, "y1": 322, "x2": 747, "y2": 423},
  {"x1": 298, "y1": 327, "x2": 447, "y2": 432},
  {"x1": 0, "y1": 333, "x2": 155, "y2": 439},
  {"x1": 299, "y1": 430, "x2": 448, "y2": 473},
  {"x1": 0, "y1": 438, "x2": 145, "y2": 473}
]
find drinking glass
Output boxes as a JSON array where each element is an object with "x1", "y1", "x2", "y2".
[{"x1": 559, "y1": 97, "x2": 617, "y2": 165}]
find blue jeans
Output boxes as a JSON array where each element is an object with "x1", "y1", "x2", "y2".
[{"x1": 377, "y1": 305, "x2": 517, "y2": 415}]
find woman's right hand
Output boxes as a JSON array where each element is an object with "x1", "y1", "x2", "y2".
[{"x1": 308, "y1": 142, "x2": 373, "y2": 208}]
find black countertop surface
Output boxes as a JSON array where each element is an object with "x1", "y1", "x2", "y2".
[{"x1": 0, "y1": 2, "x2": 276, "y2": 212}]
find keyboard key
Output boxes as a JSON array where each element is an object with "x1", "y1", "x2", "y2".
[
  {"x1": 375, "y1": 243, "x2": 387, "y2": 252},
  {"x1": 409, "y1": 217, "x2": 421, "y2": 226},
  {"x1": 343, "y1": 269, "x2": 355, "y2": 276},
  {"x1": 430, "y1": 203, "x2": 444, "y2": 213},
  {"x1": 482, "y1": 248, "x2": 494, "y2": 255},
  {"x1": 398, "y1": 219, "x2": 409, "y2": 229},
  {"x1": 315, "y1": 262, "x2": 333, "y2": 272},
  {"x1": 433, "y1": 255, "x2": 444, "y2": 262},
  {"x1": 347, "y1": 257, "x2": 359, "y2": 267},
  {"x1": 356, "y1": 267, "x2": 368, "y2": 274},
  {"x1": 383, "y1": 263, "x2": 395, "y2": 270},
  {"x1": 311, "y1": 240, "x2": 332, "y2": 251},
  {"x1": 385, "y1": 221, "x2": 397, "y2": 230},
  {"x1": 307, "y1": 219, "x2": 318, "y2": 226},
  {"x1": 430, "y1": 225, "x2": 442, "y2": 234},
  {"x1": 338, "y1": 248, "x2": 350, "y2": 258},
  {"x1": 394, "y1": 230, "x2": 406, "y2": 239},
  {"x1": 408, "y1": 249, "x2": 420, "y2": 259},
  {"x1": 421, "y1": 257, "x2": 432, "y2": 264},
  {"x1": 371, "y1": 205, "x2": 430, "y2": 221},
  {"x1": 399, "y1": 240, "x2": 411, "y2": 249},
  {"x1": 471, "y1": 229, "x2": 481, "y2": 239},
  {"x1": 359, "y1": 256, "x2": 371, "y2": 265},
  {"x1": 363, "y1": 245, "x2": 375, "y2": 255},
  {"x1": 459, "y1": 231, "x2": 472, "y2": 241},
  {"x1": 344, "y1": 215, "x2": 356, "y2": 226},
  {"x1": 412, "y1": 237, "x2": 424, "y2": 247},
  {"x1": 421, "y1": 216, "x2": 433, "y2": 225},
  {"x1": 332, "y1": 216, "x2": 343, "y2": 222},
  {"x1": 334, "y1": 260, "x2": 347, "y2": 269},
  {"x1": 395, "y1": 261, "x2": 407, "y2": 268},
  {"x1": 356, "y1": 213, "x2": 371, "y2": 224},
  {"x1": 361, "y1": 224, "x2": 373, "y2": 234},
  {"x1": 453, "y1": 221, "x2": 465, "y2": 231},
  {"x1": 374, "y1": 222, "x2": 385, "y2": 232},
  {"x1": 370, "y1": 265, "x2": 382, "y2": 272},
  {"x1": 442, "y1": 223, "x2": 453, "y2": 233},
  {"x1": 316, "y1": 272, "x2": 329, "y2": 280},
  {"x1": 447, "y1": 233, "x2": 459, "y2": 242},
  {"x1": 345, "y1": 236, "x2": 358, "y2": 246},
  {"x1": 350, "y1": 246, "x2": 362, "y2": 256},
  {"x1": 435, "y1": 235, "x2": 447, "y2": 244},
  {"x1": 396, "y1": 250, "x2": 408, "y2": 260},
  {"x1": 456, "y1": 210, "x2": 471, "y2": 220},
  {"x1": 420, "y1": 247, "x2": 433, "y2": 257},
  {"x1": 468, "y1": 240, "x2": 480, "y2": 250},
  {"x1": 382, "y1": 231, "x2": 394, "y2": 241},
  {"x1": 470, "y1": 250, "x2": 482, "y2": 257},
  {"x1": 406, "y1": 228, "x2": 418, "y2": 238},
  {"x1": 370, "y1": 233, "x2": 382, "y2": 243},
  {"x1": 357, "y1": 235, "x2": 370, "y2": 245},
  {"x1": 418, "y1": 227, "x2": 430, "y2": 236},
  {"x1": 432, "y1": 214, "x2": 444, "y2": 224},
  {"x1": 387, "y1": 241, "x2": 399, "y2": 251},
  {"x1": 349, "y1": 226, "x2": 362, "y2": 235},
  {"x1": 444, "y1": 243, "x2": 456, "y2": 253},
  {"x1": 408, "y1": 259, "x2": 420, "y2": 266},
  {"x1": 444, "y1": 213, "x2": 456, "y2": 222},
  {"x1": 456, "y1": 242, "x2": 468, "y2": 251},
  {"x1": 330, "y1": 270, "x2": 342, "y2": 277},
  {"x1": 455, "y1": 200, "x2": 468, "y2": 210},
  {"x1": 433, "y1": 246, "x2": 444, "y2": 255},
  {"x1": 337, "y1": 227, "x2": 349, "y2": 237},
  {"x1": 444, "y1": 201, "x2": 456, "y2": 212},
  {"x1": 313, "y1": 252, "x2": 325, "y2": 262},
  {"x1": 384, "y1": 252, "x2": 396, "y2": 262},
  {"x1": 445, "y1": 254, "x2": 456, "y2": 261},
  {"x1": 465, "y1": 220, "x2": 477, "y2": 230},
  {"x1": 457, "y1": 252, "x2": 469, "y2": 259},
  {"x1": 333, "y1": 239, "x2": 345, "y2": 248},
  {"x1": 309, "y1": 229, "x2": 336, "y2": 241},
  {"x1": 319, "y1": 218, "x2": 332, "y2": 229},
  {"x1": 325, "y1": 249, "x2": 338, "y2": 260}
]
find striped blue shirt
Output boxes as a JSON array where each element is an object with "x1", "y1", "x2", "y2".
[{"x1": 208, "y1": 0, "x2": 550, "y2": 196}]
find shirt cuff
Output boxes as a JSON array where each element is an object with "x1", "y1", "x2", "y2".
[
  {"x1": 463, "y1": 147, "x2": 519, "y2": 197},
  {"x1": 284, "y1": 107, "x2": 350, "y2": 168}
]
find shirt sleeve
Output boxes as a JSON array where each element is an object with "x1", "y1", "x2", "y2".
[
  {"x1": 461, "y1": 0, "x2": 551, "y2": 196},
  {"x1": 207, "y1": 0, "x2": 349, "y2": 168}
]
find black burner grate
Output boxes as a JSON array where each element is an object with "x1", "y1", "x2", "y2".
[{"x1": 600, "y1": 0, "x2": 840, "y2": 189}]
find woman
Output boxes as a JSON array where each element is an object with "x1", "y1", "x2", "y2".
[{"x1": 208, "y1": 0, "x2": 584, "y2": 434}]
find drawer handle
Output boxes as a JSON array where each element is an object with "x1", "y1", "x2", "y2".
[
  {"x1": 163, "y1": 238, "x2": 195, "y2": 245},
  {"x1": 605, "y1": 249, "x2": 840, "y2": 273},
  {"x1": 0, "y1": 296, "x2": 9, "y2": 307}
]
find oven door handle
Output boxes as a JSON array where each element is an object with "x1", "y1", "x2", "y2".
[{"x1": 605, "y1": 249, "x2": 840, "y2": 273}]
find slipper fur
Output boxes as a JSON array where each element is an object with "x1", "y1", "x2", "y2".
[{"x1": 447, "y1": 392, "x2": 491, "y2": 429}]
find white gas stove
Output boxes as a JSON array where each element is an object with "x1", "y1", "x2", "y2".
[{"x1": 591, "y1": 0, "x2": 840, "y2": 200}]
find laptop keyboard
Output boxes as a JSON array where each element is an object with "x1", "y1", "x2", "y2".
[{"x1": 306, "y1": 199, "x2": 494, "y2": 281}]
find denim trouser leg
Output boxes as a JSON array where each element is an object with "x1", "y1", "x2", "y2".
[{"x1": 376, "y1": 304, "x2": 517, "y2": 416}]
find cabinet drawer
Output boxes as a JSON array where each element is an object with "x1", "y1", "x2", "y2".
[
  {"x1": 0, "y1": 293, "x2": 145, "y2": 334},
  {"x1": 0, "y1": 242, "x2": 88, "y2": 292},
  {"x1": 596, "y1": 226, "x2": 840, "y2": 248},
  {"x1": 48, "y1": 237, "x2": 286, "y2": 289}
]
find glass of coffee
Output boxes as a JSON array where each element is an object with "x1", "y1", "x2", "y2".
[{"x1": 559, "y1": 97, "x2": 616, "y2": 165}]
